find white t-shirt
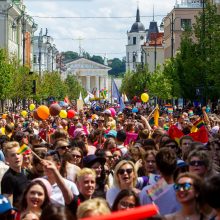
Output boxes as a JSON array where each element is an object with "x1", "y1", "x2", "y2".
[{"x1": 50, "y1": 178, "x2": 79, "y2": 206}]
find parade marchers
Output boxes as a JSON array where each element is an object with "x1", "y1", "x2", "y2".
[{"x1": 0, "y1": 102, "x2": 220, "y2": 220}]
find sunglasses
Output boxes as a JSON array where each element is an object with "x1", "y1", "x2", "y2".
[
  {"x1": 72, "y1": 154, "x2": 81, "y2": 159},
  {"x1": 119, "y1": 201, "x2": 136, "y2": 209},
  {"x1": 106, "y1": 155, "x2": 113, "y2": 159},
  {"x1": 174, "y1": 182, "x2": 193, "y2": 192},
  {"x1": 189, "y1": 160, "x2": 205, "y2": 166},
  {"x1": 118, "y1": 168, "x2": 133, "y2": 175},
  {"x1": 57, "y1": 145, "x2": 69, "y2": 150}
]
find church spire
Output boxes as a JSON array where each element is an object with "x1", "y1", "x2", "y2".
[{"x1": 136, "y1": 6, "x2": 140, "y2": 22}]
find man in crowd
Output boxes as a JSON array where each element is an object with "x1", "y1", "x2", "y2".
[{"x1": 1, "y1": 141, "x2": 29, "y2": 208}]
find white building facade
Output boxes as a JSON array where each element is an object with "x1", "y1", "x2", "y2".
[
  {"x1": 63, "y1": 58, "x2": 111, "y2": 95},
  {"x1": 32, "y1": 29, "x2": 58, "y2": 75},
  {"x1": 0, "y1": 0, "x2": 37, "y2": 67}
]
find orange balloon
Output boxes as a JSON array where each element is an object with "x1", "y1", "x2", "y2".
[
  {"x1": 2, "y1": 114, "x2": 7, "y2": 119},
  {"x1": 36, "y1": 105, "x2": 50, "y2": 120}
]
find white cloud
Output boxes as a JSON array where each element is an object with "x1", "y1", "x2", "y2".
[{"x1": 24, "y1": 0, "x2": 176, "y2": 59}]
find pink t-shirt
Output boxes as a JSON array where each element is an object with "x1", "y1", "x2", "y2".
[{"x1": 124, "y1": 132, "x2": 138, "y2": 145}]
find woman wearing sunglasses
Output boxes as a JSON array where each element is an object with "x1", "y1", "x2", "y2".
[
  {"x1": 187, "y1": 150, "x2": 215, "y2": 179},
  {"x1": 106, "y1": 160, "x2": 138, "y2": 208},
  {"x1": 69, "y1": 147, "x2": 84, "y2": 168},
  {"x1": 111, "y1": 189, "x2": 140, "y2": 211},
  {"x1": 165, "y1": 172, "x2": 203, "y2": 220}
]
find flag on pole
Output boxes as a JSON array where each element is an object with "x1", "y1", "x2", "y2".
[
  {"x1": 112, "y1": 79, "x2": 125, "y2": 112},
  {"x1": 154, "y1": 105, "x2": 159, "y2": 126},
  {"x1": 17, "y1": 144, "x2": 29, "y2": 154},
  {"x1": 79, "y1": 92, "x2": 83, "y2": 101}
]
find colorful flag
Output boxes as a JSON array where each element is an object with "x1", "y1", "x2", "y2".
[
  {"x1": 112, "y1": 79, "x2": 125, "y2": 112},
  {"x1": 17, "y1": 144, "x2": 29, "y2": 154},
  {"x1": 193, "y1": 118, "x2": 205, "y2": 129},
  {"x1": 168, "y1": 125, "x2": 184, "y2": 143},
  {"x1": 189, "y1": 126, "x2": 208, "y2": 143},
  {"x1": 147, "y1": 177, "x2": 168, "y2": 201},
  {"x1": 64, "y1": 96, "x2": 70, "y2": 104},
  {"x1": 167, "y1": 108, "x2": 173, "y2": 114},
  {"x1": 154, "y1": 105, "x2": 159, "y2": 126}
]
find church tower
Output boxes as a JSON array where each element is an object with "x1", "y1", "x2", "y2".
[{"x1": 126, "y1": 7, "x2": 146, "y2": 72}]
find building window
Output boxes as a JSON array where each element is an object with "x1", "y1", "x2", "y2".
[
  {"x1": 181, "y1": 19, "x2": 191, "y2": 30},
  {"x1": 133, "y1": 37, "x2": 136, "y2": 45},
  {"x1": 33, "y1": 55, "x2": 37, "y2": 63}
]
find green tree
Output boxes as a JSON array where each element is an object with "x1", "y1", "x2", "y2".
[
  {"x1": 90, "y1": 55, "x2": 104, "y2": 64},
  {"x1": 121, "y1": 64, "x2": 150, "y2": 99},
  {"x1": 38, "y1": 72, "x2": 67, "y2": 100},
  {"x1": 148, "y1": 66, "x2": 172, "y2": 100},
  {"x1": 171, "y1": 2, "x2": 220, "y2": 102},
  {"x1": 62, "y1": 51, "x2": 79, "y2": 62},
  {"x1": 64, "y1": 74, "x2": 86, "y2": 100},
  {"x1": 108, "y1": 58, "x2": 126, "y2": 76}
]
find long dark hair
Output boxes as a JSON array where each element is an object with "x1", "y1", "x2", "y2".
[
  {"x1": 111, "y1": 189, "x2": 140, "y2": 211},
  {"x1": 20, "y1": 180, "x2": 50, "y2": 212}
]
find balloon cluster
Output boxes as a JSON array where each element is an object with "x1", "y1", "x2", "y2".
[{"x1": 31, "y1": 103, "x2": 76, "y2": 120}]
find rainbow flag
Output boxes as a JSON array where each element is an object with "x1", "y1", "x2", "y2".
[
  {"x1": 154, "y1": 105, "x2": 159, "y2": 126},
  {"x1": 147, "y1": 177, "x2": 168, "y2": 201},
  {"x1": 193, "y1": 118, "x2": 205, "y2": 129},
  {"x1": 167, "y1": 108, "x2": 173, "y2": 114},
  {"x1": 17, "y1": 144, "x2": 29, "y2": 154}
]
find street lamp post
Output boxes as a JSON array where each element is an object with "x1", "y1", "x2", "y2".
[
  {"x1": 12, "y1": 8, "x2": 37, "y2": 108},
  {"x1": 160, "y1": 13, "x2": 180, "y2": 58}
]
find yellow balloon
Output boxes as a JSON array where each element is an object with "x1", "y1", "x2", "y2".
[
  {"x1": 141, "y1": 93, "x2": 149, "y2": 103},
  {"x1": 59, "y1": 110, "x2": 67, "y2": 118},
  {"x1": 21, "y1": 110, "x2": 28, "y2": 117},
  {"x1": 29, "y1": 104, "x2": 36, "y2": 111}
]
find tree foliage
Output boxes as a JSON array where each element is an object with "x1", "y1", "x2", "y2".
[
  {"x1": 108, "y1": 57, "x2": 126, "y2": 76},
  {"x1": 64, "y1": 74, "x2": 86, "y2": 100},
  {"x1": 120, "y1": 65, "x2": 151, "y2": 99}
]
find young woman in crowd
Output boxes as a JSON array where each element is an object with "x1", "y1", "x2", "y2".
[
  {"x1": 111, "y1": 189, "x2": 140, "y2": 211},
  {"x1": 68, "y1": 146, "x2": 84, "y2": 168},
  {"x1": 106, "y1": 160, "x2": 139, "y2": 207},
  {"x1": 165, "y1": 172, "x2": 204, "y2": 220},
  {"x1": 20, "y1": 180, "x2": 51, "y2": 219}
]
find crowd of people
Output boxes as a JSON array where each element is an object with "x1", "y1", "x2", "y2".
[{"x1": 0, "y1": 102, "x2": 220, "y2": 220}]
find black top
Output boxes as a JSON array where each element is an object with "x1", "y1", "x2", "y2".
[
  {"x1": 1, "y1": 168, "x2": 29, "y2": 208},
  {"x1": 67, "y1": 193, "x2": 91, "y2": 217}
]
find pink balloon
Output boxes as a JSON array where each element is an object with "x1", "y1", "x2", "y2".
[{"x1": 109, "y1": 107, "x2": 116, "y2": 117}]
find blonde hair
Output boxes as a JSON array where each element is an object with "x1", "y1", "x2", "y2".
[
  {"x1": 3, "y1": 141, "x2": 20, "y2": 156},
  {"x1": 76, "y1": 168, "x2": 96, "y2": 182},
  {"x1": 77, "y1": 198, "x2": 110, "y2": 219},
  {"x1": 113, "y1": 160, "x2": 137, "y2": 188}
]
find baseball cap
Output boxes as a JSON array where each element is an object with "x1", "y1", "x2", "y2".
[
  {"x1": 0, "y1": 194, "x2": 15, "y2": 214},
  {"x1": 83, "y1": 155, "x2": 106, "y2": 168},
  {"x1": 73, "y1": 128, "x2": 86, "y2": 138},
  {"x1": 104, "y1": 130, "x2": 117, "y2": 138}
]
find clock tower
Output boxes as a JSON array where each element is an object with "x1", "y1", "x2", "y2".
[{"x1": 126, "y1": 7, "x2": 146, "y2": 72}]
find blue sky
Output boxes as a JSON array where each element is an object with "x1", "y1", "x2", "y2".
[{"x1": 24, "y1": 0, "x2": 175, "y2": 59}]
